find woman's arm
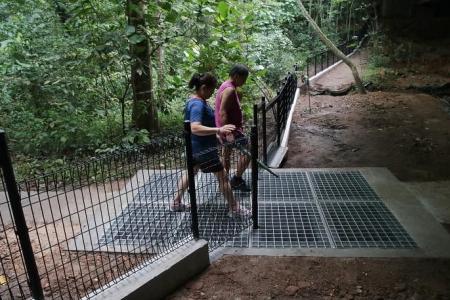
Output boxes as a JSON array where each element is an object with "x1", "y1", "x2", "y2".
[{"x1": 191, "y1": 122, "x2": 235, "y2": 136}]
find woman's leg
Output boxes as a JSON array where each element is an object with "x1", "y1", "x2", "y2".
[
  {"x1": 172, "y1": 167, "x2": 198, "y2": 207},
  {"x1": 213, "y1": 169, "x2": 237, "y2": 211}
]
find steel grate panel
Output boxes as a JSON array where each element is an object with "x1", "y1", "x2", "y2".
[
  {"x1": 258, "y1": 171, "x2": 314, "y2": 202},
  {"x1": 99, "y1": 202, "x2": 188, "y2": 247},
  {"x1": 98, "y1": 170, "x2": 417, "y2": 251},
  {"x1": 196, "y1": 172, "x2": 252, "y2": 206},
  {"x1": 134, "y1": 172, "x2": 182, "y2": 202},
  {"x1": 225, "y1": 229, "x2": 250, "y2": 248},
  {"x1": 320, "y1": 202, "x2": 416, "y2": 248},
  {"x1": 196, "y1": 202, "x2": 250, "y2": 249},
  {"x1": 251, "y1": 202, "x2": 331, "y2": 248},
  {"x1": 310, "y1": 171, "x2": 380, "y2": 202}
]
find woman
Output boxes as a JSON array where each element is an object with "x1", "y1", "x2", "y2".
[{"x1": 171, "y1": 72, "x2": 248, "y2": 217}]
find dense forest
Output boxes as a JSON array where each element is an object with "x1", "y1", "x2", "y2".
[{"x1": 0, "y1": 0, "x2": 371, "y2": 177}]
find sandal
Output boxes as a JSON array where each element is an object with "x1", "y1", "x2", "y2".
[{"x1": 170, "y1": 203, "x2": 189, "y2": 212}]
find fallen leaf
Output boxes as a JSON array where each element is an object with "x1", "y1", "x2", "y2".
[{"x1": 0, "y1": 275, "x2": 7, "y2": 285}]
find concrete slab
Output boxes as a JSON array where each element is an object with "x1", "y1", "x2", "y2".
[
  {"x1": 82, "y1": 239, "x2": 209, "y2": 300},
  {"x1": 404, "y1": 181, "x2": 450, "y2": 224},
  {"x1": 267, "y1": 146, "x2": 288, "y2": 168}
]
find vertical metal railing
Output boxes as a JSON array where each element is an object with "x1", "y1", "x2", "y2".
[
  {"x1": 304, "y1": 39, "x2": 360, "y2": 79},
  {"x1": 261, "y1": 97, "x2": 268, "y2": 164},
  {"x1": 183, "y1": 121, "x2": 199, "y2": 239},
  {"x1": 250, "y1": 125, "x2": 258, "y2": 229},
  {"x1": 0, "y1": 130, "x2": 44, "y2": 300}
]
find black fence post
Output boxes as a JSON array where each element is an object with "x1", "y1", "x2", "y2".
[
  {"x1": 276, "y1": 92, "x2": 281, "y2": 146},
  {"x1": 0, "y1": 130, "x2": 44, "y2": 300},
  {"x1": 314, "y1": 55, "x2": 317, "y2": 76},
  {"x1": 253, "y1": 103, "x2": 258, "y2": 132},
  {"x1": 261, "y1": 97, "x2": 267, "y2": 164},
  {"x1": 306, "y1": 58, "x2": 310, "y2": 77},
  {"x1": 326, "y1": 51, "x2": 329, "y2": 68},
  {"x1": 183, "y1": 121, "x2": 199, "y2": 239},
  {"x1": 250, "y1": 125, "x2": 258, "y2": 229},
  {"x1": 321, "y1": 52, "x2": 324, "y2": 72}
]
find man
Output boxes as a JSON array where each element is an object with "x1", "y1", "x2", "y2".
[{"x1": 215, "y1": 64, "x2": 250, "y2": 191}]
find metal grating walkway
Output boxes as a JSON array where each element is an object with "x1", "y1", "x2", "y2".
[
  {"x1": 228, "y1": 170, "x2": 416, "y2": 249},
  {"x1": 99, "y1": 170, "x2": 416, "y2": 251}
]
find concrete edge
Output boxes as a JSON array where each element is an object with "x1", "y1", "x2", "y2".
[
  {"x1": 267, "y1": 146, "x2": 288, "y2": 168},
  {"x1": 280, "y1": 88, "x2": 301, "y2": 148},
  {"x1": 217, "y1": 247, "x2": 424, "y2": 258},
  {"x1": 82, "y1": 239, "x2": 210, "y2": 300}
]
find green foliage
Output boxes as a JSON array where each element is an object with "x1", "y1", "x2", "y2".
[{"x1": 0, "y1": 0, "x2": 372, "y2": 178}]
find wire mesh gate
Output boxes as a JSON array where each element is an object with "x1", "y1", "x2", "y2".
[{"x1": 0, "y1": 127, "x2": 257, "y2": 300}]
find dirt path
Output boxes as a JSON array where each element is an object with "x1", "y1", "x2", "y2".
[
  {"x1": 311, "y1": 50, "x2": 368, "y2": 90},
  {"x1": 169, "y1": 256, "x2": 450, "y2": 300},
  {"x1": 285, "y1": 91, "x2": 450, "y2": 181},
  {"x1": 286, "y1": 50, "x2": 450, "y2": 182}
]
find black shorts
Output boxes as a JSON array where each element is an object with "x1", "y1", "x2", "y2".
[
  {"x1": 193, "y1": 150, "x2": 224, "y2": 173},
  {"x1": 234, "y1": 132, "x2": 248, "y2": 147},
  {"x1": 223, "y1": 132, "x2": 248, "y2": 148}
]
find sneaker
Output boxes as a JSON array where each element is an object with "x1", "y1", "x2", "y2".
[
  {"x1": 230, "y1": 176, "x2": 251, "y2": 192},
  {"x1": 170, "y1": 203, "x2": 189, "y2": 212}
]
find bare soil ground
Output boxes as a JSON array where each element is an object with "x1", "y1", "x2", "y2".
[
  {"x1": 169, "y1": 42, "x2": 450, "y2": 299},
  {"x1": 285, "y1": 91, "x2": 450, "y2": 181},
  {"x1": 285, "y1": 49, "x2": 450, "y2": 182},
  {"x1": 169, "y1": 256, "x2": 450, "y2": 300}
]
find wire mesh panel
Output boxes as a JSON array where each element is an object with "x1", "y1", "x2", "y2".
[
  {"x1": 192, "y1": 141, "x2": 253, "y2": 251},
  {"x1": 310, "y1": 171, "x2": 380, "y2": 202},
  {"x1": 252, "y1": 202, "x2": 330, "y2": 248},
  {"x1": 320, "y1": 202, "x2": 417, "y2": 248},
  {"x1": 224, "y1": 170, "x2": 416, "y2": 250},
  {"x1": 258, "y1": 171, "x2": 314, "y2": 201},
  {"x1": 7, "y1": 134, "x2": 193, "y2": 299},
  {"x1": 98, "y1": 202, "x2": 189, "y2": 251},
  {"x1": 0, "y1": 170, "x2": 31, "y2": 300}
]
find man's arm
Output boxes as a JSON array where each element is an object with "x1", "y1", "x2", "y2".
[{"x1": 219, "y1": 87, "x2": 235, "y2": 125}]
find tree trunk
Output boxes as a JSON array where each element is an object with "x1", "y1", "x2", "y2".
[
  {"x1": 156, "y1": 45, "x2": 165, "y2": 108},
  {"x1": 347, "y1": 0, "x2": 354, "y2": 41},
  {"x1": 127, "y1": 0, "x2": 159, "y2": 132},
  {"x1": 296, "y1": 0, "x2": 366, "y2": 94}
]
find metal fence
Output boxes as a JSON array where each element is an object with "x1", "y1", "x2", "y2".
[
  {"x1": 0, "y1": 126, "x2": 255, "y2": 299},
  {"x1": 305, "y1": 41, "x2": 357, "y2": 78},
  {"x1": 253, "y1": 73, "x2": 298, "y2": 163}
]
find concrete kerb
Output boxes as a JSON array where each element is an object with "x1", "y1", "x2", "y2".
[
  {"x1": 82, "y1": 239, "x2": 210, "y2": 300},
  {"x1": 212, "y1": 167, "x2": 450, "y2": 259}
]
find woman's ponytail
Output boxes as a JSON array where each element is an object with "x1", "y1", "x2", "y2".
[{"x1": 188, "y1": 72, "x2": 217, "y2": 91}]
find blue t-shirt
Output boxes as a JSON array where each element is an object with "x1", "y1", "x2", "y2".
[{"x1": 184, "y1": 98, "x2": 217, "y2": 155}]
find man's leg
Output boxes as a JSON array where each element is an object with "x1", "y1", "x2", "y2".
[
  {"x1": 213, "y1": 169, "x2": 236, "y2": 210},
  {"x1": 230, "y1": 138, "x2": 251, "y2": 191},
  {"x1": 221, "y1": 146, "x2": 232, "y2": 175},
  {"x1": 236, "y1": 151, "x2": 250, "y2": 178}
]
